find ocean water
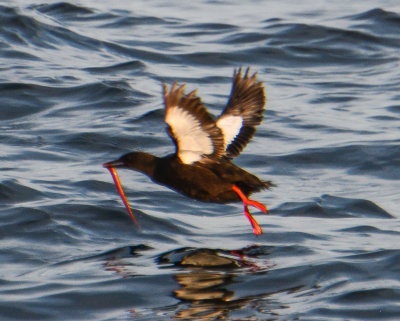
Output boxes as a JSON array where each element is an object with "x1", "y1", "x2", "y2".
[{"x1": 1, "y1": 0, "x2": 400, "y2": 320}]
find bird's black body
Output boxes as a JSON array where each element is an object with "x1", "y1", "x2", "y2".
[{"x1": 113, "y1": 151, "x2": 270, "y2": 203}]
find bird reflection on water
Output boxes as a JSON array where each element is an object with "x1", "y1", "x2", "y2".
[{"x1": 102, "y1": 245, "x2": 276, "y2": 319}]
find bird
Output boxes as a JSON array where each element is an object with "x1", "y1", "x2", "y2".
[{"x1": 104, "y1": 67, "x2": 273, "y2": 235}]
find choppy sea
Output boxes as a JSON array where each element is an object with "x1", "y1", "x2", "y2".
[{"x1": 1, "y1": 0, "x2": 400, "y2": 320}]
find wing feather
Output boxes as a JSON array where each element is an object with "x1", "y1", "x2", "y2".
[
  {"x1": 163, "y1": 82, "x2": 224, "y2": 164},
  {"x1": 216, "y1": 67, "x2": 266, "y2": 158}
]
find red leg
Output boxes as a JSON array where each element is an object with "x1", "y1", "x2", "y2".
[
  {"x1": 244, "y1": 204, "x2": 263, "y2": 235},
  {"x1": 232, "y1": 185, "x2": 268, "y2": 235}
]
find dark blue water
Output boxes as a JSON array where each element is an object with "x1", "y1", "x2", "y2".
[{"x1": 1, "y1": 0, "x2": 400, "y2": 320}]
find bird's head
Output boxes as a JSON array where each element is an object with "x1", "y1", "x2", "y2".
[{"x1": 103, "y1": 152, "x2": 156, "y2": 170}]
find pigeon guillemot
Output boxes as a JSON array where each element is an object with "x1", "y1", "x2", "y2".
[{"x1": 104, "y1": 68, "x2": 272, "y2": 234}]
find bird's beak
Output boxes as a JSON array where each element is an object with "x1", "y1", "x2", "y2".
[
  {"x1": 103, "y1": 160, "x2": 125, "y2": 168},
  {"x1": 104, "y1": 163, "x2": 140, "y2": 227}
]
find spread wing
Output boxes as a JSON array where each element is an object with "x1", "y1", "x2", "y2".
[
  {"x1": 216, "y1": 67, "x2": 266, "y2": 158},
  {"x1": 163, "y1": 82, "x2": 224, "y2": 164}
]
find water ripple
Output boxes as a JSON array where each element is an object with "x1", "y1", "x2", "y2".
[{"x1": 1, "y1": 1, "x2": 400, "y2": 320}]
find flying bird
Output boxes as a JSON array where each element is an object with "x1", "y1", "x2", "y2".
[{"x1": 104, "y1": 68, "x2": 272, "y2": 235}]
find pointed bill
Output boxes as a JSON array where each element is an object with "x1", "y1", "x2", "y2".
[{"x1": 105, "y1": 165, "x2": 140, "y2": 226}]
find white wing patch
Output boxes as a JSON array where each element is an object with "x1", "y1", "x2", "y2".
[
  {"x1": 217, "y1": 115, "x2": 243, "y2": 149},
  {"x1": 166, "y1": 106, "x2": 214, "y2": 164}
]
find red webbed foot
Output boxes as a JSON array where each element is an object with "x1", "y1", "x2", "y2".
[{"x1": 232, "y1": 185, "x2": 268, "y2": 235}]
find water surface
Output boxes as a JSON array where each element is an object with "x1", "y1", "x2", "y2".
[{"x1": 1, "y1": 0, "x2": 400, "y2": 320}]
